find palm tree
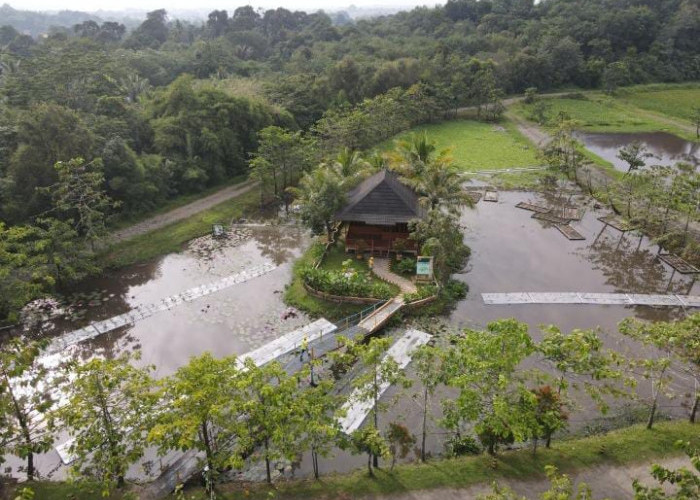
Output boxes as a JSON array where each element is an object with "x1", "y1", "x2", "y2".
[
  {"x1": 390, "y1": 131, "x2": 437, "y2": 179},
  {"x1": 327, "y1": 147, "x2": 374, "y2": 187},
  {"x1": 412, "y1": 158, "x2": 473, "y2": 214}
]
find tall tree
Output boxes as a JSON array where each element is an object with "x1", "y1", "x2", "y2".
[
  {"x1": 442, "y1": 319, "x2": 536, "y2": 455},
  {"x1": 617, "y1": 141, "x2": 653, "y2": 175},
  {"x1": 58, "y1": 353, "x2": 156, "y2": 495},
  {"x1": 0, "y1": 338, "x2": 56, "y2": 481},
  {"x1": 148, "y1": 353, "x2": 248, "y2": 492},
  {"x1": 48, "y1": 158, "x2": 115, "y2": 249},
  {"x1": 412, "y1": 343, "x2": 443, "y2": 462},
  {"x1": 287, "y1": 166, "x2": 345, "y2": 242}
]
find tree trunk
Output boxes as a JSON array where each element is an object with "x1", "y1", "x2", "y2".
[
  {"x1": 264, "y1": 438, "x2": 271, "y2": 484},
  {"x1": 312, "y1": 447, "x2": 319, "y2": 479},
  {"x1": 367, "y1": 453, "x2": 373, "y2": 477},
  {"x1": 372, "y1": 369, "x2": 379, "y2": 469},
  {"x1": 421, "y1": 387, "x2": 428, "y2": 462},
  {"x1": 647, "y1": 398, "x2": 658, "y2": 430},
  {"x1": 690, "y1": 393, "x2": 699, "y2": 424},
  {"x1": 546, "y1": 432, "x2": 552, "y2": 449}
]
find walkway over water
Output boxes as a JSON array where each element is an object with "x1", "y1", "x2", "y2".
[
  {"x1": 339, "y1": 328, "x2": 431, "y2": 435},
  {"x1": 46, "y1": 262, "x2": 278, "y2": 354},
  {"x1": 482, "y1": 292, "x2": 700, "y2": 307}
]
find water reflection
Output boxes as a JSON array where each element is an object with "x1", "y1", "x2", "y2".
[{"x1": 574, "y1": 131, "x2": 699, "y2": 172}]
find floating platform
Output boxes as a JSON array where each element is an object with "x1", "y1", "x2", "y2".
[
  {"x1": 338, "y1": 328, "x2": 432, "y2": 434},
  {"x1": 516, "y1": 202, "x2": 550, "y2": 214},
  {"x1": 465, "y1": 191, "x2": 483, "y2": 204},
  {"x1": 598, "y1": 214, "x2": 637, "y2": 232},
  {"x1": 482, "y1": 292, "x2": 700, "y2": 307},
  {"x1": 658, "y1": 254, "x2": 700, "y2": 274},
  {"x1": 483, "y1": 190, "x2": 499, "y2": 202},
  {"x1": 532, "y1": 212, "x2": 572, "y2": 225},
  {"x1": 560, "y1": 207, "x2": 584, "y2": 221},
  {"x1": 556, "y1": 224, "x2": 586, "y2": 241}
]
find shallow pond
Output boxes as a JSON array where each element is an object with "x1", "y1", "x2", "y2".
[
  {"x1": 574, "y1": 131, "x2": 699, "y2": 172},
  {"x1": 4, "y1": 192, "x2": 699, "y2": 482}
]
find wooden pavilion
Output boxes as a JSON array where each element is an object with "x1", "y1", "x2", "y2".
[{"x1": 336, "y1": 170, "x2": 426, "y2": 256}]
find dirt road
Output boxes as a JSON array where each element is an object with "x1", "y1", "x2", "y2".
[
  {"x1": 366, "y1": 455, "x2": 693, "y2": 500},
  {"x1": 109, "y1": 180, "x2": 258, "y2": 243}
]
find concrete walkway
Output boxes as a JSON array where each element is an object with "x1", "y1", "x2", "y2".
[
  {"x1": 373, "y1": 258, "x2": 418, "y2": 294},
  {"x1": 110, "y1": 180, "x2": 258, "y2": 243},
  {"x1": 482, "y1": 292, "x2": 700, "y2": 307},
  {"x1": 339, "y1": 328, "x2": 432, "y2": 434},
  {"x1": 367, "y1": 455, "x2": 694, "y2": 500}
]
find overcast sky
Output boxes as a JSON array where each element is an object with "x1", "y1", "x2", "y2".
[{"x1": 7, "y1": 1, "x2": 442, "y2": 14}]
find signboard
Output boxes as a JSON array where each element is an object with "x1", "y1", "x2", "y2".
[{"x1": 416, "y1": 256, "x2": 433, "y2": 280}]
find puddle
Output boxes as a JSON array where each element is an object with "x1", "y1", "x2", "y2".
[{"x1": 574, "y1": 131, "x2": 699, "y2": 172}]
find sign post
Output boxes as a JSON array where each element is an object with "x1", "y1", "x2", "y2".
[{"x1": 416, "y1": 256, "x2": 434, "y2": 282}]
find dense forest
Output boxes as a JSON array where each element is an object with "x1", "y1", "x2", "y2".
[{"x1": 0, "y1": 0, "x2": 698, "y2": 320}]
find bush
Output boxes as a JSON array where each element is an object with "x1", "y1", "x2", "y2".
[
  {"x1": 404, "y1": 284, "x2": 438, "y2": 303},
  {"x1": 445, "y1": 435, "x2": 481, "y2": 457},
  {"x1": 301, "y1": 266, "x2": 394, "y2": 299},
  {"x1": 396, "y1": 257, "x2": 416, "y2": 275}
]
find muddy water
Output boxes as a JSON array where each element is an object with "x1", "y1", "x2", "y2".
[
  {"x1": 22, "y1": 225, "x2": 312, "y2": 376},
  {"x1": 574, "y1": 131, "x2": 699, "y2": 172}
]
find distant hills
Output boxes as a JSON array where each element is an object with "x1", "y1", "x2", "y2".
[{"x1": 0, "y1": 3, "x2": 407, "y2": 37}]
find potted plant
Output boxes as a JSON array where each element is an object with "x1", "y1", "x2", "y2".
[
  {"x1": 393, "y1": 238, "x2": 407, "y2": 261},
  {"x1": 355, "y1": 239, "x2": 368, "y2": 260}
]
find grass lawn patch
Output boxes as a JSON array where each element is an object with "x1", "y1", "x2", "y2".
[
  {"x1": 514, "y1": 95, "x2": 693, "y2": 139},
  {"x1": 183, "y1": 420, "x2": 698, "y2": 499},
  {"x1": 99, "y1": 188, "x2": 260, "y2": 269},
  {"x1": 378, "y1": 119, "x2": 540, "y2": 171},
  {"x1": 619, "y1": 87, "x2": 700, "y2": 123}
]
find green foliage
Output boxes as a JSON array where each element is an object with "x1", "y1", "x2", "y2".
[
  {"x1": 395, "y1": 257, "x2": 416, "y2": 276},
  {"x1": 0, "y1": 337, "x2": 55, "y2": 480},
  {"x1": 445, "y1": 435, "x2": 481, "y2": 457},
  {"x1": 287, "y1": 166, "x2": 345, "y2": 241},
  {"x1": 301, "y1": 266, "x2": 395, "y2": 299},
  {"x1": 633, "y1": 441, "x2": 700, "y2": 499},
  {"x1": 58, "y1": 352, "x2": 156, "y2": 495}
]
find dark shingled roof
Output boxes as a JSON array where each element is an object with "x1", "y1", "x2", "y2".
[{"x1": 335, "y1": 170, "x2": 426, "y2": 225}]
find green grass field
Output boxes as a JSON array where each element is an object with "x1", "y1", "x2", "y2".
[
  {"x1": 620, "y1": 87, "x2": 700, "y2": 122},
  {"x1": 514, "y1": 93, "x2": 696, "y2": 140},
  {"x1": 379, "y1": 119, "x2": 540, "y2": 171}
]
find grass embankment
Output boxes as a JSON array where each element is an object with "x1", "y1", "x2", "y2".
[
  {"x1": 16, "y1": 421, "x2": 696, "y2": 500},
  {"x1": 192, "y1": 420, "x2": 698, "y2": 499},
  {"x1": 99, "y1": 188, "x2": 260, "y2": 269},
  {"x1": 378, "y1": 119, "x2": 540, "y2": 171},
  {"x1": 513, "y1": 93, "x2": 695, "y2": 140},
  {"x1": 617, "y1": 84, "x2": 700, "y2": 123}
]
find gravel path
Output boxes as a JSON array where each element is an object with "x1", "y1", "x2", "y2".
[
  {"x1": 109, "y1": 180, "x2": 259, "y2": 243},
  {"x1": 365, "y1": 455, "x2": 693, "y2": 500}
]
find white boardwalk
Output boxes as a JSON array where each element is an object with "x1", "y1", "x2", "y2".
[
  {"x1": 482, "y1": 292, "x2": 700, "y2": 307},
  {"x1": 236, "y1": 318, "x2": 337, "y2": 368},
  {"x1": 46, "y1": 262, "x2": 278, "y2": 354},
  {"x1": 339, "y1": 328, "x2": 432, "y2": 435}
]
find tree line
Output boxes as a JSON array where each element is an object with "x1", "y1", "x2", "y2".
[{"x1": 1, "y1": 313, "x2": 698, "y2": 496}]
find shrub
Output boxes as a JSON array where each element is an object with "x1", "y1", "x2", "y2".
[
  {"x1": 445, "y1": 435, "x2": 481, "y2": 457},
  {"x1": 404, "y1": 284, "x2": 438, "y2": 303},
  {"x1": 396, "y1": 257, "x2": 416, "y2": 275},
  {"x1": 301, "y1": 266, "x2": 394, "y2": 299}
]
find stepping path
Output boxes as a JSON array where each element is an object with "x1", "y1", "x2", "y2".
[
  {"x1": 372, "y1": 258, "x2": 417, "y2": 294},
  {"x1": 338, "y1": 328, "x2": 432, "y2": 434},
  {"x1": 482, "y1": 292, "x2": 700, "y2": 307},
  {"x1": 45, "y1": 262, "x2": 278, "y2": 354}
]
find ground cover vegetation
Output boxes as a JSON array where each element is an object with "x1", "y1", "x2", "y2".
[
  {"x1": 1, "y1": 314, "x2": 698, "y2": 498},
  {"x1": 0, "y1": 0, "x2": 698, "y2": 323}
]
